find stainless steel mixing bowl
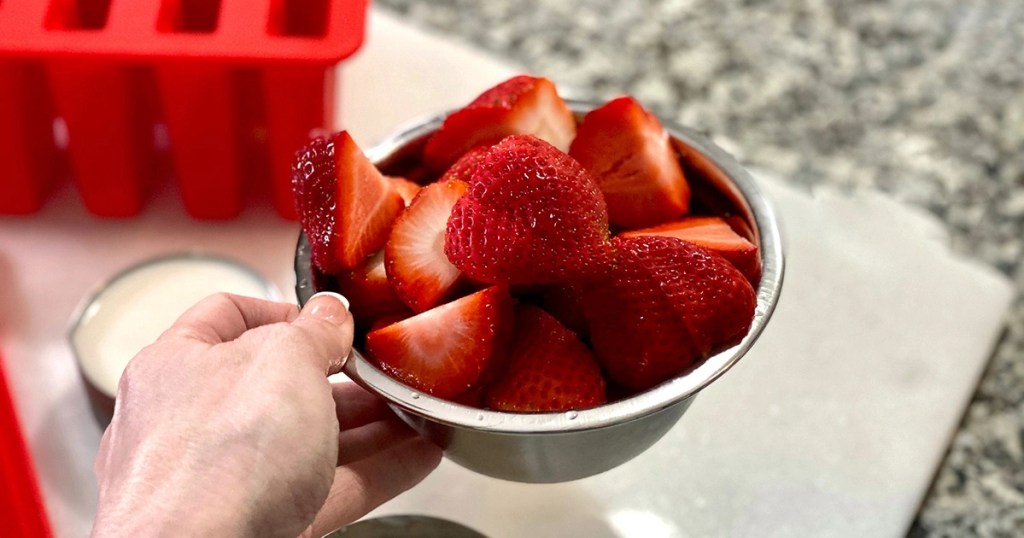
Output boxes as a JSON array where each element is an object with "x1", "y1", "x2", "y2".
[{"x1": 295, "y1": 100, "x2": 784, "y2": 483}]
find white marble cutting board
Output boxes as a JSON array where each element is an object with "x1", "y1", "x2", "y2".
[{"x1": 0, "y1": 9, "x2": 1014, "y2": 537}]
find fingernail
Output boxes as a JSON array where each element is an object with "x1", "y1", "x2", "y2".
[{"x1": 300, "y1": 292, "x2": 351, "y2": 326}]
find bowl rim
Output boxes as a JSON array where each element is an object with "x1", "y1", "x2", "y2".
[{"x1": 296, "y1": 99, "x2": 785, "y2": 434}]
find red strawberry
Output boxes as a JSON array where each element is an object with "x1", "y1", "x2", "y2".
[
  {"x1": 292, "y1": 136, "x2": 338, "y2": 272},
  {"x1": 445, "y1": 135, "x2": 613, "y2": 285},
  {"x1": 581, "y1": 235, "x2": 756, "y2": 391},
  {"x1": 385, "y1": 179, "x2": 469, "y2": 312},
  {"x1": 569, "y1": 96, "x2": 690, "y2": 230},
  {"x1": 388, "y1": 175, "x2": 422, "y2": 206},
  {"x1": 621, "y1": 216, "x2": 761, "y2": 284},
  {"x1": 292, "y1": 131, "x2": 405, "y2": 272},
  {"x1": 439, "y1": 145, "x2": 489, "y2": 184},
  {"x1": 336, "y1": 251, "x2": 409, "y2": 329},
  {"x1": 486, "y1": 305, "x2": 606, "y2": 412},
  {"x1": 423, "y1": 75, "x2": 576, "y2": 171},
  {"x1": 365, "y1": 286, "x2": 514, "y2": 399}
]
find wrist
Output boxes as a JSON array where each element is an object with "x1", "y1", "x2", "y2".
[
  {"x1": 93, "y1": 496, "x2": 251, "y2": 537},
  {"x1": 92, "y1": 476, "x2": 252, "y2": 537}
]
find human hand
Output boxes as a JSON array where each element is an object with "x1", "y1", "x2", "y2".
[{"x1": 91, "y1": 292, "x2": 442, "y2": 538}]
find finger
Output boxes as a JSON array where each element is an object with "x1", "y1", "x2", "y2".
[
  {"x1": 309, "y1": 437, "x2": 443, "y2": 537},
  {"x1": 332, "y1": 382, "x2": 394, "y2": 430},
  {"x1": 287, "y1": 292, "x2": 355, "y2": 376},
  {"x1": 162, "y1": 293, "x2": 298, "y2": 344},
  {"x1": 337, "y1": 418, "x2": 417, "y2": 466}
]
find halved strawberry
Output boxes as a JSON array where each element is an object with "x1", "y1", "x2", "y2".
[
  {"x1": 621, "y1": 216, "x2": 761, "y2": 284},
  {"x1": 423, "y1": 75, "x2": 576, "y2": 171},
  {"x1": 569, "y1": 96, "x2": 690, "y2": 230},
  {"x1": 387, "y1": 175, "x2": 422, "y2": 206},
  {"x1": 291, "y1": 132, "x2": 405, "y2": 272},
  {"x1": 336, "y1": 251, "x2": 409, "y2": 329},
  {"x1": 292, "y1": 136, "x2": 338, "y2": 272},
  {"x1": 580, "y1": 235, "x2": 756, "y2": 390},
  {"x1": 485, "y1": 305, "x2": 606, "y2": 412},
  {"x1": 445, "y1": 135, "x2": 613, "y2": 285},
  {"x1": 385, "y1": 179, "x2": 469, "y2": 312},
  {"x1": 365, "y1": 286, "x2": 514, "y2": 399}
]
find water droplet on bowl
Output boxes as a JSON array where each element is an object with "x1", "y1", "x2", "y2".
[
  {"x1": 566, "y1": 411, "x2": 579, "y2": 420},
  {"x1": 410, "y1": 392, "x2": 420, "y2": 400}
]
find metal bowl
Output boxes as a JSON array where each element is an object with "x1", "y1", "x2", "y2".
[{"x1": 295, "y1": 100, "x2": 784, "y2": 483}]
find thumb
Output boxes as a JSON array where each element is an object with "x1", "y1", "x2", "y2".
[{"x1": 289, "y1": 292, "x2": 355, "y2": 376}]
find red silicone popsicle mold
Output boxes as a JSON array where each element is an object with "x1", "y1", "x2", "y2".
[{"x1": 0, "y1": 0, "x2": 368, "y2": 219}]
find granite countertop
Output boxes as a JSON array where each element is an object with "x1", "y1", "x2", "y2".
[{"x1": 377, "y1": 0, "x2": 1024, "y2": 535}]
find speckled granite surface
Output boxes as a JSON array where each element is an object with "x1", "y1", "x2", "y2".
[{"x1": 375, "y1": 0, "x2": 1024, "y2": 535}]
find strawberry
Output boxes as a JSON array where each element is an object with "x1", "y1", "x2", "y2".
[
  {"x1": 569, "y1": 96, "x2": 690, "y2": 230},
  {"x1": 385, "y1": 179, "x2": 469, "y2": 312},
  {"x1": 423, "y1": 75, "x2": 576, "y2": 171},
  {"x1": 445, "y1": 135, "x2": 613, "y2": 285},
  {"x1": 580, "y1": 235, "x2": 756, "y2": 391},
  {"x1": 621, "y1": 216, "x2": 761, "y2": 284},
  {"x1": 485, "y1": 305, "x2": 606, "y2": 412},
  {"x1": 365, "y1": 286, "x2": 514, "y2": 399},
  {"x1": 335, "y1": 251, "x2": 409, "y2": 329},
  {"x1": 439, "y1": 145, "x2": 489, "y2": 184},
  {"x1": 292, "y1": 136, "x2": 338, "y2": 272},
  {"x1": 387, "y1": 175, "x2": 422, "y2": 206},
  {"x1": 291, "y1": 131, "x2": 405, "y2": 272}
]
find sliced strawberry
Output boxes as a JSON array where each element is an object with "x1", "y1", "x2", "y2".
[
  {"x1": 580, "y1": 235, "x2": 756, "y2": 391},
  {"x1": 485, "y1": 305, "x2": 606, "y2": 412},
  {"x1": 385, "y1": 179, "x2": 469, "y2": 312},
  {"x1": 336, "y1": 251, "x2": 409, "y2": 329},
  {"x1": 291, "y1": 132, "x2": 405, "y2": 272},
  {"x1": 423, "y1": 75, "x2": 576, "y2": 171},
  {"x1": 445, "y1": 135, "x2": 613, "y2": 285},
  {"x1": 365, "y1": 287, "x2": 514, "y2": 399},
  {"x1": 333, "y1": 132, "x2": 406, "y2": 269},
  {"x1": 725, "y1": 214, "x2": 757, "y2": 243},
  {"x1": 387, "y1": 175, "x2": 422, "y2": 206},
  {"x1": 569, "y1": 96, "x2": 690, "y2": 230},
  {"x1": 621, "y1": 216, "x2": 761, "y2": 284},
  {"x1": 292, "y1": 136, "x2": 340, "y2": 273}
]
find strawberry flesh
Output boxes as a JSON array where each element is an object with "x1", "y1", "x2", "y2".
[
  {"x1": 423, "y1": 75, "x2": 576, "y2": 171},
  {"x1": 365, "y1": 286, "x2": 514, "y2": 399},
  {"x1": 621, "y1": 216, "x2": 761, "y2": 284},
  {"x1": 581, "y1": 235, "x2": 756, "y2": 390},
  {"x1": 486, "y1": 305, "x2": 606, "y2": 412},
  {"x1": 387, "y1": 175, "x2": 422, "y2": 206},
  {"x1": 385, "y1": 179, "x2": 469, "y2": 312},
  {"x1": 333, "y1": 132, "x2": 406, "y2": 270},
  {"x1": 569, "y1": 96, "x2": 690, "y2": 230},
  {"x1": 445, "y1": 135, "x2": 613, "y2": 285}
]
